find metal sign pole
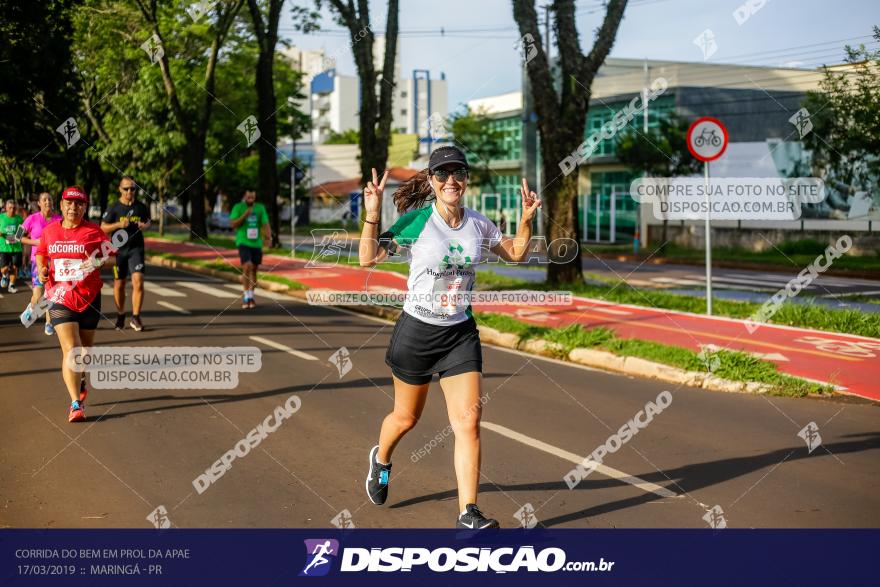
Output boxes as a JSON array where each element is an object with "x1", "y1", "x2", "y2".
[
  {"x1": 704, "y1": 161, "x2": 712, "y2": 315},
  {"x1": 290, "y1": 148, "x2": 297, "y2": 254}
]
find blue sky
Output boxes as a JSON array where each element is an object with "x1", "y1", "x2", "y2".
[{"x1": 280, "y1": 0, "x2": 879, "y2": 111}]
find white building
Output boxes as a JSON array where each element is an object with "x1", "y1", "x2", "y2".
[
  {"x1": 294, "y1": 36, "x2": 448, "y2": 146},
  {"x1": 309, "y1": 69, "x2": 360, "y2": 144},
  {"x1": 282, "y1": 46, "x2": 331, "y2": 142}
]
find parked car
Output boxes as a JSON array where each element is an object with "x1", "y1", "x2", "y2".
[{"x1": 209, "y1": 211, "x2": 231, "y2": 232}]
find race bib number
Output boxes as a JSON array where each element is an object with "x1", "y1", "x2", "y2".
[
  {"x1": 54, "y1": 258, "x2": 84, "y2": 282},
  {"x1": 432, "y1": 276, "x2": 469, "y2": 316},
  {"x1": 246, "y1": 227, "x2": 259, "y2": 240}
]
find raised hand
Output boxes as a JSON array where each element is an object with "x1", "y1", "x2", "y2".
[
  {"x1": 364, "y1": 168, "x2": 389, "y2": 217},
  {"x1": 520, "y1": 178, "x2": 542, "y2": 222}
]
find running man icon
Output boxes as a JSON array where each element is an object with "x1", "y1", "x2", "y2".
[{"x1": 300, "y1": 539, "x2": 339, "y2": 577}]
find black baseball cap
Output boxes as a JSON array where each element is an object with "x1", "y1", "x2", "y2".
[{"x1": 428, "y1": 146, "x2": 469, "y2": 171}]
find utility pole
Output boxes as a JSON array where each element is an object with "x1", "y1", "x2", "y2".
[
  {"x1": 636, "y1": 58, "x2": 649, "y2": 253},
  {"x1": 290, "y1": 141, "x2": 297, "y2": 254},
  {"x1": 542, "y1": 4, "x2": 551, "y2": 58}
]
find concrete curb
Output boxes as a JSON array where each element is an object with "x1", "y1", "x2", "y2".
[
  {"x1": 147, "y1": 252, "x2": 798, "y2": 397},
  {"x1": 478, "y1": 325, "x2": 775, "y2": 395}
]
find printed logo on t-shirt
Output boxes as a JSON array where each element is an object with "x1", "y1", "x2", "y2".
[{"x1": 440, "y1": 240, "x2": 471, "y2": 270}]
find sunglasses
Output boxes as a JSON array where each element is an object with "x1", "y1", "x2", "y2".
[
  {"x1": 121, "y1": 186, "x2": 136, "y2": 192},
  {"x1": 431, "y1": 168, "x2": 468, "y2": 183}
]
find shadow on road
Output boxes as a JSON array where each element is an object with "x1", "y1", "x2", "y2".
[{"x1": 390, "y1": 432, "x2": 880, "y2": 528}]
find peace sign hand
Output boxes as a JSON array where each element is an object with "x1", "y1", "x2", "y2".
[
  {"x1": 364, "y1": 168, "x2": 389, "y2": 217},
  {"x1": 520, "y1": 178, "x2": 542, "y2": 223}
]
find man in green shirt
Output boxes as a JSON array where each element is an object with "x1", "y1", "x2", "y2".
[
  {"x1": 0, "y1": 198, "x2": 24, "y2": 293},
  {"x1": 229, "y1": 190, "x2": 270, "y2": 309}
]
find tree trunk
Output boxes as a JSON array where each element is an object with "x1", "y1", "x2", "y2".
[
  {"x1": 183, "y1": 147, "x2": 207, "y2": 239},
  {"x1": 542, "y1": 160, "x2": 582, "y2": 284},
  {"x1": 256, "y1": 48, "x2": 280, "y2": 247},
  {"x1": 512, "y1": 0, "x2": 627, "y2": 286},
  {"x1": 328, "y1": 0, "x2": 398, "y2": 228},
  {"x1": 158, "y1": 180, "x2": 166, "y2": 237},
  {"x1": 97, "y1": 170, "x2": 110, "y2": 219}
]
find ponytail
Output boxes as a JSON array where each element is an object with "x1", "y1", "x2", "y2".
[{"x1": 391, "y1": 169, "x2": 434, "y2": 213}]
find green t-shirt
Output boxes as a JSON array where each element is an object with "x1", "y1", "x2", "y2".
[
  {"x1": 230, "y1": 201, "x2": 269, "y2": 248},
  {"x1": 0, "y1": 213, "x2": 24, "y2": 253}
]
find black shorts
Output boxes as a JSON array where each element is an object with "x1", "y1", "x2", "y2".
[
  {"x1": 113, "y1": 247, "x2": 145, "y2": 280},
  {"x1": 0, "y1": 251, "x2": 22, "y2": 269},
  {"x1": 385, "y1": 311, "x2": 482, "y2": 385},
  {"x1": 238, "y1": 245, "x2": 263, "y2": 266},
  {"x1": 49, "y1": 294, "x2": 102, "y2": 330}
]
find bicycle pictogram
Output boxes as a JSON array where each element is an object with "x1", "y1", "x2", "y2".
[{"x1": 694, "y1": 127, "x2": 722, "y2": 148}]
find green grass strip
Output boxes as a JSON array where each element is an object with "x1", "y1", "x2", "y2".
[{"x1": 475, "y1": 312, "x2": 834, "y2": 398}]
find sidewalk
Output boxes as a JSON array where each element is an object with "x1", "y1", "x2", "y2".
[{"x1": 145, "y1": 238, "x2": 880, "y2": 401}]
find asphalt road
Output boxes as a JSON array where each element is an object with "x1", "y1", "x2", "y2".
[{"x1": 1, "y1": 264, "x2": 878, "y2": 529}]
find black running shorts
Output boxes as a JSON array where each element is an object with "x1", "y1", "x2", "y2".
[
  {"x1": 385, "y1": 311, "x2": 482, "y2": 385},
  {"x1": 113, "y1": 247, "x2": 145, "y2": 280},
  {"x1": 0, "y1": 251, "x2": 22, "y2": 269},
  {"x1": 49, "y1": 294, "x2": 102, "y2": 330},
  {"x1": 238, "y1": 245, "x2": 263, "y2": 266}
]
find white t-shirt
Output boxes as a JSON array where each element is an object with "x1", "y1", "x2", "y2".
[{"x1": 380, "y1": 203, "x2": 502, "y2": 325}]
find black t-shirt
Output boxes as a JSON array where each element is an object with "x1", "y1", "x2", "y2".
[{"x1": 102, "y1": 200, "x2": 150, "y2": 251}]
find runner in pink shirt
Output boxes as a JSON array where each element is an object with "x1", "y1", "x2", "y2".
[{"x1": 20, "y1": 192, "x2": 61, "y2": 335}]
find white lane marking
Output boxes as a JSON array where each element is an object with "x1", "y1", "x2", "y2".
[
  {"x1": 651, "y1": 277, "x2": 704, "y2": 286},
  {"x1": 145, "y1": 281, "x2": 187, "y2": 297},
  {"x1": 481, "y1": 421, "x2": 678, "y2": 499},
  {"x1": 822, "y1": 290, "x2": 880, "y2": 299},
  {"x1": 581, "y1": 305, "x2": 632, "y2": 316},
  {"x1": 711, "y1": 276, "x2": 814, "y2": 289},
  {"x1": 700, "y1": 343, "x2": 789, "y2": 362},
  {"x1": 221, "y1": 283, "x2": 291, "y2": 300},
  {"x1": 249, "y1": 335, "x2": 318, "y2": 361},
  {"x1": 176, "y1": 281, "x2": 239, "y2": 298},
  {"x1": 727, "y1": 273, "x2": 880, "y2": 288},
  {"x1": 156, "y1": 300, "x2": 190, "y2": 315},
  {"x1": 515, "y1": 308, "x2": 557, "y2": 322}
]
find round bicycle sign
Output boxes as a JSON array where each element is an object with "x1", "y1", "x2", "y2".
[{"x1": 687, "y1": 116, "x2": 728, "y2": 162}]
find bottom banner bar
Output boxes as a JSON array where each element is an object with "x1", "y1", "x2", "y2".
[{"x1": 1, "y1": 529, "x2": 874, "y2": 586}]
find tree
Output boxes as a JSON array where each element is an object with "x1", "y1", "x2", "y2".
[
  {"x1": 616, "y1": 112, "x2": 701, "y2": 249},
  {"x1": 320, "y1": 0, "x2": 399, "y2": 202},
  {"x1": 207, "y1": 44, "x2": 310, "y2": 214},
  {"x1": 133, "y1": 0, "x2": 245, "y2": 240},
  {"x1": 512, "y1": 0, "x2": 627, "y2": 284},
  {"x1": 449, "y1": 107, "x2": 506, "y2": 194},
  {"x1": 245, "y1": 0, "x2": 317, "y2": 246},
  {"x1": 71, "y1": 0, "x2": 189, "y2": 229},
  {"x1": 801, "y1": 27, "x2": 880, "y2": 193},
  {"x1": 0, "y1": 0, "x2": 82, "y2": 192}
]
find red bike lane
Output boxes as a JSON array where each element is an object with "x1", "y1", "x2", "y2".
[{"x1": 146, "y1": 238, "x2": 880, "y2": 401}]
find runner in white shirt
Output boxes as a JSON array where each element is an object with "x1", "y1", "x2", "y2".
[{"x1": 359, "y1": 145, "x2": 541, "y2": 529}]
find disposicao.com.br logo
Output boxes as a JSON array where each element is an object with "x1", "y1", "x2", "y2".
[
  {"x1": 300, "y1": 539, "x2": 340, "y2": 577},
  {"x1": 300, "y1": 540, "x2": 614, "y2": 575}
]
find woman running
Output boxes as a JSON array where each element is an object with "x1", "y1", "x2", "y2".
[
  {"x1": 359, "y1": 145, "x2": 541, "y2": 529},
  {"x1": 36, "y1": 187, "x2": 115, "y2": 422},
  {"x1": 20, "y1": 192, "x2": 61, "y2": 335}
]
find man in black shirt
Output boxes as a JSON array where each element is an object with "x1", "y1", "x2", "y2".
[{"x1": 101, "y1": 176, "x2": 151, "y2": 331}]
